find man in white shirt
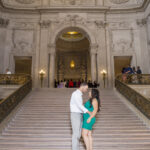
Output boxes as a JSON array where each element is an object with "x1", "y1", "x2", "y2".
[
  {"x1": 6, "y1": 69, "x2": 11, "y2": 74},
  {"x1": 70, "y1": 83, "x2": 91, "y2": 150}
]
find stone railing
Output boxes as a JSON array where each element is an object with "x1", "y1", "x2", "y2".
[
  {"x1": 116, "y1": 74, "x2": 150, "y2": 85},
  {"x1": 115, "y1": 74, "x2": 150, "y2": 120},
  {"x1": 0, "y1": 74, "x2": 32, "y2": 123},
  {"x1": 0, "y1": 74, "x2": 31, "y2": 85}
]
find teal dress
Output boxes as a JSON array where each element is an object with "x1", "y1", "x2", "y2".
[{"x1": 82, "y1": 100, "x2": 96, "y2": 131}]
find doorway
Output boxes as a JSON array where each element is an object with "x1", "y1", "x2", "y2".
[
  {"x1": 55, "y1": 28, "x2": 91, "y2": 82},
  {"x1": 14, "y1": 56, "x2": 32, "y2": 75},
  {"x1": 114, "y1": 56, "x2": 132, "y2": 77}
]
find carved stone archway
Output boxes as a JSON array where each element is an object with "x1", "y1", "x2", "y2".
[{"x1": 48, "y1": 16, "x2": 98, "y2": 87}]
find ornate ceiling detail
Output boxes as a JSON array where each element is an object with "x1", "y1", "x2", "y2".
[
  {"x1": 0, "y1": 0, "x2": 149, "y2": 12},
  {"x1": 56, "y1": 38, "x2": 89, "y2": 52},
  {"x1": 110, "y1": 0, "x2": 129, "y2": 4},
  {"x1": 60, "y1": 31, "x2": 85, "y2": 42}
]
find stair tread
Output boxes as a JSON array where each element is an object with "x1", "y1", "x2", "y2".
[{"x1": 0, "y1": 89, "x2": 150, "y2": 150}]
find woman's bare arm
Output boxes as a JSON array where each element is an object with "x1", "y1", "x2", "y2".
[{"x1": 87, "y1": 98, "x2": 98, "y2": 123}]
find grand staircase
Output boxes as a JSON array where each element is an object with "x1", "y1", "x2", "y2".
[{"x1": 0, "y1": 88, "x2": 150, "y2": 150}]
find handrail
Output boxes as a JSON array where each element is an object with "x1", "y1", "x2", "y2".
[
  {"x1": 116, "y1": 74, "x2": 150, "y2": 85},
  {"x1": 0, "y1": 74, "x2": 32, "y2": 123},
  {"x1": 0, "y1": 74, "x2": 31, "y2": 85},
  {"x1": 115, "y1": 74, "x2": 150, "y2": 120}
]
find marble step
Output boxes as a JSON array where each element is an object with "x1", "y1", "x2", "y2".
[
  {"x1": 1, "y1": 89, "x2": 150, "y2": 150},
  {"x1": 0, "y1": 143, "x2": 150, "y2": 149}
]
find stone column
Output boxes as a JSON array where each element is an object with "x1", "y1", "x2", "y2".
[
  {"x1": 136, "y1": 19, "x2": 150, "y2": 73},
  {"x1": 90, "y1": 44, "x2": 98, "y2": 82},
  {"x1": 147, "y1": 16, "x2": 150, "y2": 73},
  {"x1": 147, "y1": 16, "x2": 150, "y2": 45},
  {"x1": 0, "y1": 18, "x2": 9, "y2": 73},
  {"x1": 49, "y1": 44, "x2": 56, "y2": 88},
  {"x1": 39, "y1": 20, "x2": 51, "y2": 87}
]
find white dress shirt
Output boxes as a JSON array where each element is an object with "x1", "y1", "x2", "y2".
[
  {"x1": 6, "y1": 71, "x2": 11, "y2": 74},
  {"x1": 70, "y1": 89, "x2": 88, "y2": 114}
]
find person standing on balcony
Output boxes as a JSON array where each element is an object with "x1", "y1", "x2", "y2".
[
  {"x1": 5, "y1": 69, "x2": 11, "y2": 74},
  {"x1": 137, "y1": 66, "x2": 142, "y2": 84},
  {"x1": 137, "y1": 66, "x2": 142, "y2": 74}
]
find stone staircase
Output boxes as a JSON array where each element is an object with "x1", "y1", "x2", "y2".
[{"x1": 0, "y1": 88, "x2": 150, "y2": 150}]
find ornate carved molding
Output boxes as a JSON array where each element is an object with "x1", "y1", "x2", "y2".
[
  {"x1": 136, "y1": 19, "x2": 147, "y2": 27},
  {"x1": 48, "y1": 43, "x2": 56, "y2": 54},
  {"x1": 110, "y1": 0, "x2": 129, "y2": 4},
  {"x1": 0, "y1": 0, "x2": 149, "y2": 13},
  {"x1": 50, "y1": 15, "x2": 88, "y2": 30},
  {"x1": 109, "y1": 22, "x2": 130, "y2": 29},
  {"x1": 0, "y1": 18, "x2": 9, "y2": 28},
  {"x1": 39, "y1": 20, "x2": 51, "y2": 28},
  {"x1": 12, "y1": 29, "x2": 35, "y2": 55},
  {"x1": 15, "y1": 0, "x2": 35, "y2": 4},
  {"x1": 13, "y1": 22, "x2": 35, "y2": 29},
  {"x1": 110, "y1": 28, "x2": 134, "y2": 53},
  {"x1": 62, "y1": 15, "x2": 86, "y2": 26},
  {"x1": 95, "y1": 20, "x2": 107, "y2": 29}
]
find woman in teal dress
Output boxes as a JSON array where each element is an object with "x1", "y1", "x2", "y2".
[{"x1": 82, "y1": 89, "x2": 101, "y2": 150}]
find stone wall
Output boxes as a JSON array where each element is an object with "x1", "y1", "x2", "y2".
[
  {"x1": 1, "y1": 0, "x2": 146, "y2": 9},
  {"x1": 0, "y1": 1, "x2": 149, "y2": 88}
]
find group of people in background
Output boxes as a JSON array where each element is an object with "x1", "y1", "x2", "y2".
[
  {"x1": 122, "y1": 65, "x2": 142, "y2": 75},
  {"x1": 121, "y1": 65, "x2": 142, "y2": 83},
  {"x1": 55, "y1": 79, "x2": 100, "y2": 88}
]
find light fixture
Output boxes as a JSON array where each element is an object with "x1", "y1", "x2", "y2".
[
  {"x1": 101, "y1": 69, "x2": 107, "y2": 75},
  {"x1": 70, "y1": 60, "x2": 75, "y2": 69},
  {"x1": 67, "y1": 31, "x2": 79, "y2": 35},
  {"x1": 101, "y1": 69, "x2": 107, "y2": 88},
  {"x1": 39, "y1": 69, "x2": 46, "y2": 88}
]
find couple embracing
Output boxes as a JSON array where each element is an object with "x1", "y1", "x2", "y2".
[{"x1": 70, "y1": 83, "x2": 101, "y2": 150}]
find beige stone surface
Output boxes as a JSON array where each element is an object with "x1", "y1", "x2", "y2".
[
  {"x1": 128, "y1": 85, "x2": 150, "y2": 99},
  {"x1": 0, "y1": 85, "x2": 21, "y2": 99},
  {"x1": 0, "y1": 1, "x2": 150, "y2": 88},
  {"x1": 0, "y1": 88, "x2": 150, "y2": 149}
]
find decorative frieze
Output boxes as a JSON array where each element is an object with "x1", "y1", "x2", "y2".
[
  {"x1": 110, "y1": 0, "x2": 129, "y2": 4},
  {"x1": 109, "y1": 22, "x2": 131, "y2": 29},
  {"x1": 15, "y1": 0, "x2": 36, "y2": 4},
  {"x1": 136, "y1": 19, "x2": 147, "y2": 27},
  {"x1": 1, "y1": 0, "x2": 147, "y2": 11},
  {"x1": 13, "y1": 22, "x2": 35, "y2": 30},
  {"x1": 62, "y1": 15, "x2": 86, "y2": 26},
  {"x1": 95, "y1": 20, "x2": 107, "y2": 29},
  {"x1": 12, "y1": 29, "x2": 34, "y2": 54},
  {"x1": 110, "y1": 29, "x2": 134, "y2": 53},
  {"x1": 0, "y1": 18, "x2": 9, "y2": 28},
  {"x1": 39, "y1": 20, "x2": 51, "y2": 28}
]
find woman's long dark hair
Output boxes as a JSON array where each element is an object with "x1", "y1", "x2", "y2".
[{"x1": 90, "y1": 89, "x2": 101, "y2": 112}]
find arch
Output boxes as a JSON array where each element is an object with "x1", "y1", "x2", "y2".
[
  {"x1": 50, "y1": 24, "x2": 97, "y2": 50},
  {"x1": 48, "y1": 23, "x2": 98, "y2": 87}
]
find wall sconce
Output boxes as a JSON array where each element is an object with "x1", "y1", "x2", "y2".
[
  {"x1": 101, "y1": 69, "x2": 107, "y2": 88},
  {"x1": 39, "y1": 69, "x2": 45, "y2": 88},
  {"x1": 70, "y1": 60, "x2": 75, "y2": 69}
]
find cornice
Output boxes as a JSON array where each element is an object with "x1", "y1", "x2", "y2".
[{"x1": 0, "y1": 0, "x2": 149, "y2": 14}]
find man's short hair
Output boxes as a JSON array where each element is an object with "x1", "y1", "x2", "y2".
[{"x1": 80, "y1": 82, "x2": 88, "y2": 87}]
